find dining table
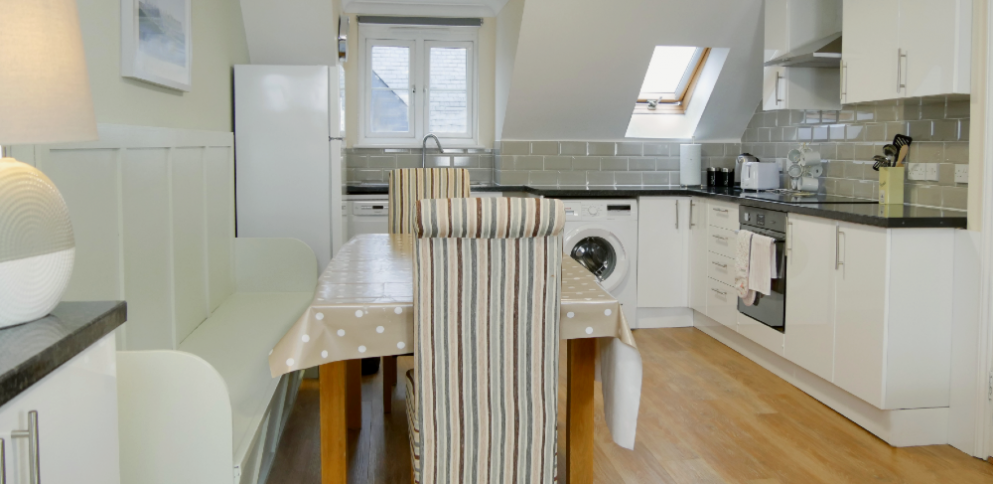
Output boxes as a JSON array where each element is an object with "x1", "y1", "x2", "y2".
[{"x1": 269, "y1": 233, "x2": 643, "y2": 484}]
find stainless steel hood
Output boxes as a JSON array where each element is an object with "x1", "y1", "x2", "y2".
[{"x1": 764, "y1": 32, "x2": 842, "y2": 68}]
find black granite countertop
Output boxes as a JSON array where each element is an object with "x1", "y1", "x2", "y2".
[
  {"x1": 345, "y1": 183, "x2": 967, "y2": 229},
  {"x1": 0, "y1": 301, "x2": 127, "y2": 408}
]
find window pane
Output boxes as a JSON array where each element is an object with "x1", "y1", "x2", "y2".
[
  {"x1": 371, "y1": 46, "x2": 409, "y2": 88},
  {"x1": 639, "y1": 46, "x2": 698, "y2": 99},
  {"x1": 430, "y1": 47, "x2": 467, "y2": 90},
  {"x1": 371, "y1": 89, "x2": 409, "y2": 132},
  {"x1": 429, "y1": 91, "x2": 467, "y2": 133}
]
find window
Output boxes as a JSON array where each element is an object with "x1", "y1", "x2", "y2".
[
  {"x1": 635, "y1": 46, "x2": 710, "y2": 114},
  {"x1": 359, "y1": 24, "x2": 478, "y2": 146}
]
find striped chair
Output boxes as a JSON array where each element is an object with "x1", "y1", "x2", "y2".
[
  {"x1": 406, "y1": 197, "x2": 565, "y2": 484},
  {"x1": 383, "y1": 168, "x2": 471, "y2": 414}
]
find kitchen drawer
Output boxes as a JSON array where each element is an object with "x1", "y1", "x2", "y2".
[
  {"x1": 707, "y1": 230, "x2": 735, "y2": 257},
  {"x1": 707, "y1": 253, "x2": 735, "y2": 286},
  {"x1": 708, "y1": 202, "x2": 739, "y2": 231},
  {"x1": 706, "y1": 278, "x2": 738, "y2": 330}
]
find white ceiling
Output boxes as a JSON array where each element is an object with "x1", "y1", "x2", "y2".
[
  {"x1": 342, "y1": 0, "x2": 510, "y2": 17},
  {"x1": 499, "y1": 0, "x2": 764, "y2": 141}
]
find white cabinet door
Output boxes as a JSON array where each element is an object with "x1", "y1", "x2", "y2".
[
  {"x1": 834, "y1": 223, "x2": 887, "y2": 408},
  {"x1": 901, "y1": 0, "x2": 971, "y2": 97},
  {"x1": 0, "y1": 335, "x2": 120, "y2": 484},
  {"x1": 689, "y1": 198, "x2": 708, "y2": 314},
  {"x1": 784, "y1": 214, "x2": 837, "y2": 381},
  {"x1": 637, "y1": 197, "x2": 689, "y2": 308},
  {"x1": 842, "y1": 0, "x2": 901, "y2": 103},
  {"x1": 706, "y1": 278, "x2": 738, "y2": 330}
]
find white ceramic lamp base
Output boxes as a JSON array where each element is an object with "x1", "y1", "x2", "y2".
[{"x1": 0, "y1": 158, "x2": 75, "y2": 328}]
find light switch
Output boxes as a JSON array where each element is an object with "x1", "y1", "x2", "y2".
[
  {"x1": 907, "y1": 163, "x2": 926, "y2": 181},
  {"x1": 955, "y1": 165, "x2": 969, "y2": 184},
  {"x1": 925, "y1": 163, "x2": 940, "y2": 182}
]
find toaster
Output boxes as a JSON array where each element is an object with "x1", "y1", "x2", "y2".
[{"x1": 740, "y1": 162, "x2": 781, "y2": 190}]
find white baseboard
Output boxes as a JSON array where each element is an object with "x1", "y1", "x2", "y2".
[
  {"x1": 692, "y1": 311, "x2": 949, "y2": 447},
  {"x1": 636, "y1": 307, "x2": 693, "y2": 328}
]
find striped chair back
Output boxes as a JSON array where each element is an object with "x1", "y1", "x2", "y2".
[
  {"x1": 388, "y1": 168, "x2": 471, "y2": 234},
  {"x1": 411, "y1": 197, "x2": 565, "y2": 484}
]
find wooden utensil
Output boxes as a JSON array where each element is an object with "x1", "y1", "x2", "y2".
[{"x1": 895, "y1": 144, "x2": 909, "y2": 167}]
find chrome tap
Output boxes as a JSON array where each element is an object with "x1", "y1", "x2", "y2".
[{"x1": 422, "y1": 134, "x2": 443, "y2": 168}]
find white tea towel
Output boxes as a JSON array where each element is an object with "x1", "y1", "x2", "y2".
[
  {"x1": 748, "y1": 233, "x2": 777, "y2": 296},
  {"x1": 735, "y1": 230, "x2": 756, "y2": 305}
]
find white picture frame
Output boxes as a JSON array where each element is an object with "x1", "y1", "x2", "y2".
[{"x1": 121, "y1": 0, "x2": 192, "y2": 92}]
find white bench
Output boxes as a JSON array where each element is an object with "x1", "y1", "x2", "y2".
[{"x1": 32, "y1": 125, "x2": 316, "y2": 484}]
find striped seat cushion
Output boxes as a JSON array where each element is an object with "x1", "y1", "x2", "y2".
[
  {"x1": 388, "y1": 168, "x2": 471, "y2": 234},
  {"x1": 406, "y1": 369, "x2": 421, "y2": 484},
  {"x1": 409, "y1": 197, "x2": 564, "y2": 484}
]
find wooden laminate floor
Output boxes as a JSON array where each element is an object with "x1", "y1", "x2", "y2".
[{"x1": 266, "y1": 328, "x2": 993, "y2": 483}]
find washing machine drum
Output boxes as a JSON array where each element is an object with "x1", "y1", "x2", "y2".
[{"x1": 564, "y1": 227, "x2": 629, "y2": 292}]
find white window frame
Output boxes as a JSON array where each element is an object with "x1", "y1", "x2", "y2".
[{"x1": 358, "y1": 24, "x2": 479, "y2": 148}]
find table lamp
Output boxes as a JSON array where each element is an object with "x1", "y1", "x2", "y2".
[{"x1": 0, "y1": 0, "x2": 98, "y2": 327}]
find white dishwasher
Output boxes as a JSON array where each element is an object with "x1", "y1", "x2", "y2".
[{"x1": 344, "y1": 195, "x2": 389, "y2": 240}]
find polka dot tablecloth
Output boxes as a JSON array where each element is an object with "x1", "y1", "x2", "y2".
[{"x1": 268, "y1": 233, "x2": 637, "y2": 377}]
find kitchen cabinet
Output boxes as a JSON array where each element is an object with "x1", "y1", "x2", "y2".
[
  {"x1": 784, "y1": 214, "x2": 837, "y2": 381},
  {"x1": 841, "y1": 0, "x2": 971, "y2": 103},
  {"x1": 763, "y1": 0, "x2": 842, "y2": 110},
  {"x1": 784, "y1": 214, "x2": 955, "y2": 410},
  {"x1": 0, "y1": 335, "x2": 120, "y2": 484},
  {"x1": 833, "y1": 223, "x2": 887, "y2": 407},
  {"x1": 705, "y1": 200, "x2": 740, "y2": 329},
  {"x1": 689, "y1": 198, "x2": 708, "y2": 314},
  {"x1": 637, "y1": 197, "x2": 690, "y2": 308}
]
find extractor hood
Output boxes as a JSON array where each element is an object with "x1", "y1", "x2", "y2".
[{"x1": 764, "y1": 32, "x2": 842, "y2": 68}]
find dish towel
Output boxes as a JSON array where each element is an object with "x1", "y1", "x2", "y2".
[
  {"x1": 748, "y1": 233, "x2": 777, "y2": 296},
  {"x1": 735, "y1": 230, "x2": 756, "y2": 305}
]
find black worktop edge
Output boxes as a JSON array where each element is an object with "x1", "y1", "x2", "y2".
[
  {"x1": 345, "y1": 184, "x2": 967, "y2": 229},
  {"x1": 0, "y1": 302, "x2": 127, "y2": 408}
]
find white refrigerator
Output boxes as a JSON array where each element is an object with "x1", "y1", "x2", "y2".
[{"x1": 234, "y1": 65, "x2": 345, "y2": 270}]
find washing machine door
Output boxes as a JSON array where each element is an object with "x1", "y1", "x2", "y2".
[{"x1": 564, "y1": 226, "x2": 629, "y2": 292}]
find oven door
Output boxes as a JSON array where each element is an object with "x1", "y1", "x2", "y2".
[{"x1": 737, "y1": 239, "x2": 787, "y2": 333}]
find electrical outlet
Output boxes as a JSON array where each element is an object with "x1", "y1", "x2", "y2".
[
  {"x1": 907, "y1": 163, "x2": 927, "y2": 181},
  {"x1": 925, "y1": 163, "x2": 940, "y2": 181},
  {"x1": 955, "y1": 164, "x2": 969, "y2": 184}
]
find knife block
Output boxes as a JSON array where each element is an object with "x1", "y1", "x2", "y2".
[{"x1": 878, "y1": 167, "x2": 905, "y2": 205}]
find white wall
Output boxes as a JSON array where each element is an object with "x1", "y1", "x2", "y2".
[
  {"x1": 498, "y1": 0, "x2": 764, "y2": 141},
  {"x1": 76, "y1": 0, "x2": 249, "y2": 132},
  {"x1": 495, "y1": 0, "x2": 525, "y2": 141},
  {"x1": 239, "y1": 0, "x2": 339, "y2": 65}
]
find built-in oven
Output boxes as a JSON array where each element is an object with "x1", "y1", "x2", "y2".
[{"x1": 736, "y1": 206, "x2": 788, "y2": 333}]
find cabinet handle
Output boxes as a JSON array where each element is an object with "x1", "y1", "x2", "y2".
[
  {"x1": 841, "y1": 62, "x2": 848, "y2": 103},
  {"x1": 711, "y1": 287, "x2": 727, "y2": 297},
  {"x1": 689, "y1": 200, "x2": 695, "y2": 228},
  {"x1": 711, "y1": 260, "x2": 728, "y2": 269},
  {"x1": 897, "y1": 49, "x2": 907, "y2": 93},
  {"x1": 775, "y1": 71, "x2": 784, "y2": 105},
  {"x1": 834, "y1": 226, "x2": 844, "y2": 270},
  {"x1": 675, "y1": 200, "x2": 679, "y2": 229},
  {"x1": 713, "y1": 207, "x2": 729, "y2": 214},
  {"x1": 711, "y1": 234, "x2": 728, "y2": 242},
  {"x1": 12, "y1": 410, "x2": 40, "y2": 484}
]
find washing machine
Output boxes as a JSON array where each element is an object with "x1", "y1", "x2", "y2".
[{"x1": 562, "y1": 199, "x2": 639, "y2": 328}]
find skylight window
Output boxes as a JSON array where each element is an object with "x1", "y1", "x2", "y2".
[{"x1": 636, "y1": 46, "x2": 709, "y2": 114}]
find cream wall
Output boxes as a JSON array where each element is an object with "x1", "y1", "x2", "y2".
[
  {"x1": 969, "y1": 0, "x2": 987, "y2": 230},
  {"x1": 342, "y1": 15, "x2": 497, "y2": 148},
  {"x1": 495, "y1": 0, "x2": 525, "y2": 141},
  {"x1": 76, "y1": 0, "x2": 250, "y2": 132}
]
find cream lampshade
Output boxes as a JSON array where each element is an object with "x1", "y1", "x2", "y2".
[{"x1": 0, "y1": 0, "x2": 98, "y2": 327}]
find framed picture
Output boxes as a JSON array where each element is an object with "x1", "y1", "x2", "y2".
[{"x1": 121, "y1": 0, "x2": 192, "y2": 91}]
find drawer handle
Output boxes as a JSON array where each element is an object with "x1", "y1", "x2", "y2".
[
  {"x1": 713, "y1": 208, "x2": 729, "y2": 214},
  {"x1": 710, "y1": 287, "x2": 727, "y2": 296},
  {"x1": 711, "y1": 234, "x2": 728, "y2": 242},
  {"x1": 12, "y1": 410, "x2": 39, "y2": 484},
  {"x1": 711, "y1": 261, "x2": 728, "y2": 269}
]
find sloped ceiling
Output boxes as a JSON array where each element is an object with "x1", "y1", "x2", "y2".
[
  {"x1": 499, "y1": 0, "x2": 763, "y2": 141},
  {"x1": 342, "y1": 0, "x2": 510, "y2": 17}
]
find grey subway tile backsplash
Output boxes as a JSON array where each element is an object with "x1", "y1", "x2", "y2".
[
  {"x1": 587, "y1": 142, "x2": 617, "y2": 156},
  {"x1": 530, "y1": 141, "x2": 559, "y2": 155},
  {"x1": 559, "y1": 141, "x2": 588, "y2": 156}
]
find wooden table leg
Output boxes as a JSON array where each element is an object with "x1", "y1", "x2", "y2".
[
  {"x1": 320, "y1": 362, "x2": 347, "y2": 484},
  {"x1": 567, "y1": 338, "x2": 596, "y2": 484},
  {"x1": 383, "y1": 356, "x2": 397, "y2": 414},
  {"x1": 346, "y1": 359, "x2": 362, "y2": 430}
]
